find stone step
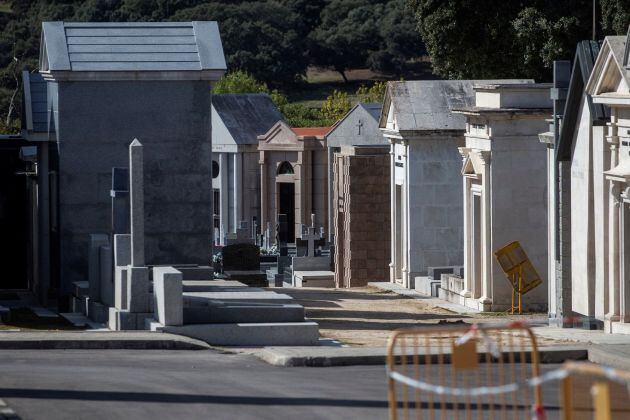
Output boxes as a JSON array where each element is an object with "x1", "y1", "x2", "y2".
[
  {"x1": 183, "y1": 303, "x2": 305, "y2": 324},
  {"x1": 174, "y1": 266, "x2": 214, "y2": 281},
  {"x1": 152, "y1": 321, "x2": 319, "y2": 346},
  {"x1": 182, "y1": 280, "x2": 246, "y2": 292},
  {"x1": 183, "y1": 291, "x2": 294, "y2": 307}
]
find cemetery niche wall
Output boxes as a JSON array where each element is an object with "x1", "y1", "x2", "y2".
[
  {"x1": 32, "y1": 21, "x2": 226, "y2": 302},
  {"x1": 446, "y1": 83, "x2": 551, "y2": 312}
]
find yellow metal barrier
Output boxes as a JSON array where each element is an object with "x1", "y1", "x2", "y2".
[
  {"x1": 560, "y1": 361, "x2": 630, "y2": 420},
  {"x1": 386, "y1": 322, "x2": 543, "y2": 420}
]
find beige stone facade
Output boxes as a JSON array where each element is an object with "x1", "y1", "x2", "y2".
[
  {"x1": 334, "y1": 146, "x2": 391, "y2": 287},
  {"x1": 257, "y1": 122, "x2": 330, "y2": 243}
]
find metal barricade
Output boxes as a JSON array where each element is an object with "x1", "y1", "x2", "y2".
[
  {"x1": 560, "y1": 361, "x2": 630, "y2": 420},
  {"x1": 386, "y1": 322, "x2": 543, "y2": 420}
]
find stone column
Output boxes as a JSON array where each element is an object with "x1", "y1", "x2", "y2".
[
  {"x1": 607, "y1": 147, "x2": 621, "y2": 329},
  {"x1": 389, "y1": 139, "x2": 397, "y2": 283},
  {"x1": 479, "y1": 151, "x2": 492, "y2": 305},
  {"x1": 259, "y1": 152, "x2": 267, "y2": 239},
  {"x1": 234, "y1": 152, "x2": 243, "y2": 225},
  {"x1": 401, "y1": 139, "x2": 410, "y2": 288},
  {"x1": 327, "y1": 147, "x2": 334, "y2": 243},
  {"x1": 620, "y1": 197, "x2": 630, "y2": 323},
  {"x1": 460, "y1": 148, "x2": 472, "y2": 297},
  {"x1": 129, "y1": 139, "x2": 144, "y2": 267},
  {"x1": 220, "y1": 152, "x2": 229, "y2": 240}
]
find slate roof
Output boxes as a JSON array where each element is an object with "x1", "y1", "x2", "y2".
[
  {"x1": 212, "y1": 94, "x2": 283, "y2": 145},
  {"x1": 40, "y1": 21, "x2": 225, "y2": 75},
  {"x1": 361, "y1": 103, "x2": 382, "y2": 121},
  {"x1": 380, "y1": 80, "x2": 531, "y2": 132},
  {"x1": 21, "y1": 71, "x2": 49, "y2": 133},
  {"x1": 557, "y1": 41, "x2": 609, "y2": 161}
]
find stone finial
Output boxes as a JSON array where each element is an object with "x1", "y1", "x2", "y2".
[{"x1": 129, "y1": 138, "x2": 145, "y2": 267}]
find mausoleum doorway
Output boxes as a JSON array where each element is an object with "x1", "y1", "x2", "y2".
[
  {"x1": 0, "y1": 143, "x2": 29, "y2": 289},
  {"x1": 278, "y1": 182, "x2": 295, "y2": 243}
]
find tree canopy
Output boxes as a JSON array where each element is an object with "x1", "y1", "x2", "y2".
[{"x1": 407, "y1": 0, "x2": 626, "y2": 81}]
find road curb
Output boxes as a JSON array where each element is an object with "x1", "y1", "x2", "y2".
[
  {"x1": 257, "y1": 346, "x2": 588, "y2": 367},
  {"x1": 0, "y1": 332, "x2": 211, "y2": 350}
]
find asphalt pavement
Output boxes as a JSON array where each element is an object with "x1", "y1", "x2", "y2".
[{"x1": 0, "y1": 349, "x2": 390, "y2": 420}]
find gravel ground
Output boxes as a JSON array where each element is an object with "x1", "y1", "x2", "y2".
[{"x1": 283, "y1": 287, "x2": 552, "y2": 346}]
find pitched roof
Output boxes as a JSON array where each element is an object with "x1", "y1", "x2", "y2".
[
  {"x1": 292, "y1": 127, "x2": 331, "y2": 138},
  {"x1": 21, "y1": 71, "x2": 49, "y2": 134},
  {"x1": 212, "y1": 94, "x2": 283, "y2": 145},
  {"x1": 557, "y1": 41, "x2": 609, "y2": 161},
  {"x1": 40, "y1": 21, "x2": 225, "y2": 79},
  {"x1": 380, "y1": 79, "x2": 532, "y2": 132},
  {"x1": 360, "y1": 102, "x2": 382, "y2": 121}
]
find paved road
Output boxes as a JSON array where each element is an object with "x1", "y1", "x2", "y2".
[{"x1": 0, "y1": 349, "x2": 390, "y2": 420}]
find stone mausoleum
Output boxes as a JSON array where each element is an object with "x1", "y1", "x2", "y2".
[
  {"x1": 257, "y1": 122, "x2": 330, "y2": 244},
  {"x1": 586, "y1": 32, "x2": 630, "y2": 334},
  {"x1": 211, "y1": 94, "x2": 282, "y2": 245},
  {"x1": 20, "y1": 21, "x2": 225, "y2": 302},
  {"x1": 379, "y1": 79, "x2": 529, "y2": 291},
  {"x1": 446, "y1": 83, "x2": 551, "y2": 312}
]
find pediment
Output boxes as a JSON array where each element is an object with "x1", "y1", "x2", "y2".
[
  {"x1": 587, "y1": 37, "x2": 630, "y2": 97},
  {"x1": 460, "y1": 148, "x2": 486, "y2": 178},
  {"x1": 258, "y1": 121, "x2": 300, "y2": 147}
]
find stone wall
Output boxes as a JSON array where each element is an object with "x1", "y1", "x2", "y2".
[
  {"x1": 334, "y1": 147, "x2": 390, "y2": 287},
  {"x1": 56, "y1": 80, "x2": 213, "y2": 292}
]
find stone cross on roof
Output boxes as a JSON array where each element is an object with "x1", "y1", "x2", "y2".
[{"x1": 299, "y1": 214, "x2": 324, "y2": 257}]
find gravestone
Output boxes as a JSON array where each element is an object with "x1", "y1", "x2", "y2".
[
  {"x1": 288, "y1": 214, "x2": 334, "y2": 288},
  {"x1": 223, "y1": 243, "x2": 267, "y2": 287}
]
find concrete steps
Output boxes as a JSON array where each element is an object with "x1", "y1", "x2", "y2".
[
  {"x1": 152, "y1": 321, "x2": 320, "y2": 346},
  {"x1": 183, "y1": 302, "x2": 305, "y2": 324}
]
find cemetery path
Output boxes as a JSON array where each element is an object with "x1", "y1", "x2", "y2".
[
  {"x1": 283, "y1": 287, "x2": 552, "y2": 347},
  {"x1": 0, "y1": 349, "x2": 390, "y2": 420}
]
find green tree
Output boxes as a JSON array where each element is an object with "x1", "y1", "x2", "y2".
[
  {"x1": 213, "y1": 70, "x2": 269, "y2": 94},
  {"x1": 601, "y1": 0, "x2": 630, "y2": 34},
  {"x1": 310, "y1": 0, "x2": 382, "y2": 82},
  {"x1": 320, "y1": 90, "x2": 352, "y2": 122},
  {"x1": 172, "y1": 2, "x2": 308, "y2": 85},
  {"x1": 408, "y1": 0, "x2": 601, "y2": 81},
  {"x1": 356, "y1": 81, "x2": 387, "y2": 103}
]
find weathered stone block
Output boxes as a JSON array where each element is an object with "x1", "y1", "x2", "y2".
[
  {"x1": 153, "y1": 267, "x2": 183, "y2": 326},
  {"x1": 88, "y1": 234, "x2": 109, "y2": 302},
  {"x1": 127, "y1": 266, "x2": 150, "y2": 313}
]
